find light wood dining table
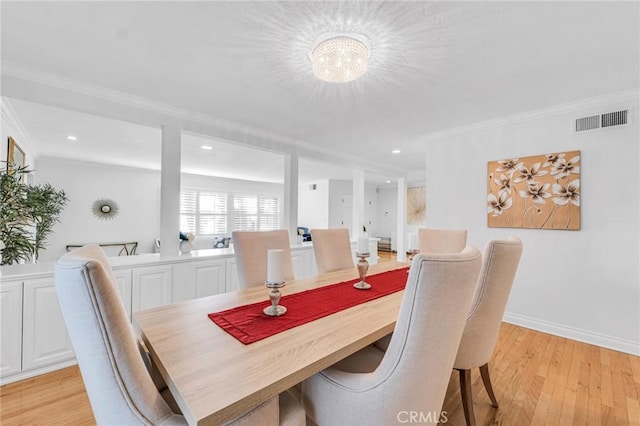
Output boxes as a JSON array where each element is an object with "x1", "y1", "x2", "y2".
[{"x1": 134, "y1": 261, "x2": 407, "y2": 425}]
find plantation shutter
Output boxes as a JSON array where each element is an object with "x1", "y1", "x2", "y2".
[
  {"x1": 179, "y1": 190, "x2": 197, "y2": 234},
  {"x1": 259, "y1": 196, "x2": 280, "y2": 231},
  {"x1": 199, "y1": 192, "x2": 227, "y2": 235},
  {"x1": 233, "y1": 194, "x2": 258, "y2": 231}
]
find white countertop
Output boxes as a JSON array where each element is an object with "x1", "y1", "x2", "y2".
[{"x1": 0, "y1": 242, "x2": 317, "y2": 281}]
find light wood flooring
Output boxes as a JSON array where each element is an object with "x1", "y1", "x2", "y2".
[{"x1": 1, "y1": 322, "x2": 638, "y2": 425}]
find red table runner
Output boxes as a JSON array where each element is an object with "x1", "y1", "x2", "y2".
[{"x1": 208, "y1": 267, "x2": 409, "y2": 344}]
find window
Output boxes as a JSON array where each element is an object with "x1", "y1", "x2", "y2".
[
  {"x1": 180, "y1": 189, "x2": 280, "y2": 235},
  {"x1": 233, "y1": 194, "x2": 280, "y2": 232},
  {"x1": 180, "y1": 189, "x2": 227, "y2": 235}
]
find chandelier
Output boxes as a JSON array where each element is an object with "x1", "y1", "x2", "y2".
[{"x1": 311, "y1": 34, "x2": 370, "y2": 83}]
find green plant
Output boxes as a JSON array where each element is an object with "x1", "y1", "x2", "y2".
[{"x1": 0, "y1": 164, "x2": 68, "y2": 265}]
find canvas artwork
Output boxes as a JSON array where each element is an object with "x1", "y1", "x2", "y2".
[
  {"x1": 487, "y1": 150, "x2": 581, "y2": 230},
  {"x1": 407, "y1": 187, "x2": 426, "y2": 225}
]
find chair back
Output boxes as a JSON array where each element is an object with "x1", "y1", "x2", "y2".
[
  {"x1": 55, "y1": 245, "x2": 185, "y2": 425},
  {"x1": 455, "y1": 237, "x2": 523, "y2": 370},
  {"x1": 418, "y1": 228, "x2": 468, "y2": 253},
  {"x1": 232, "y1": 230, "x2": 295, "y2": 288},
  {"x1": 310, "y1": 228, "x2": 354, "y2": 274},
  {"x1": 304, "y1": 246, "x2": 481, "y2": 425}
]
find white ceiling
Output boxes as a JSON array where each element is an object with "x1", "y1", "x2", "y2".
[{"x1": 2, "y1": 1, "x2": 638, "y2": 184}]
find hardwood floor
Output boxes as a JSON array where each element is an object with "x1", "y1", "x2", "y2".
[{"x1": 1, "y1": 325, "x2": 638, "y2": 425}]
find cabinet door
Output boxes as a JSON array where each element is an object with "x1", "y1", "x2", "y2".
[
  {"x1": 23, "y1": 278, "x2": 74, "y2": 371},
  {"x1": 131, "y1": 265, "x2": 173, "y2": 313},
  {"x1": 225, "y1": 258, "x2": 240, "y2": 292},
  {"x1": 0, "y1": 281, "x2": 23, "y2": 377},
  {"x1": 113, "y1": 269, "x2": 132, "y2": 320},
  {"x1": 194, "y1": 260, "x2": 226, "y2": 298},
  {"x1": 173, "y1": 260, "x2": 226, "y2": 302}
]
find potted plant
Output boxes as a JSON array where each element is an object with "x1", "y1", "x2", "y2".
[{"x1": 0, "y1": 164, "x2": 68, "y2": 265}]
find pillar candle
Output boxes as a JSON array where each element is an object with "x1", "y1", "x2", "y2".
[
  {"x1": 409, "y1": 234, "x2": 419, "y2": 251},
  {"x1": 357, "y1": 237, "x2": 369, "y2": 254},
  {"x1": 267, "y1": 249, "x2": 284, "y2": 283}
]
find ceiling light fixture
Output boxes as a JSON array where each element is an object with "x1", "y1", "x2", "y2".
[
  {"x1": 311, "y1": 34, "x2": 370, "y2": 83},
  {"x1": 201, "y1": 145, "x2": 213, "y2": 150},
  {"x1": 67, "y1": 136, "x2": 77, "y2": 141},
  {"x1": 391, "y1": 149, "x2": 401, "y2": 154}
]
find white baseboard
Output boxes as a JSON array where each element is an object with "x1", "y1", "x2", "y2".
[
  {"x1": 503, "y1": 312, "x2": 640, "y2": 356},
  {"x1": 0, "y1": 359, "x2": 78, "y2": 386}
]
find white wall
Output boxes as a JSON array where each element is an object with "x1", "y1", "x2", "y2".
[
  {"x1": 298, "y1": 180, "x2": 330, "y2": 230},
  {"x1": 424, "y1": 92, "x2": 639, "y2": 354},
  {"x1": 33, "y1": 159, "x2": 286, "y2": 262},
  {"x1": 34, "y1": 158, "x2": 162, "y2": 261},
  {"x1": 376, "y1": 185, "x2": 426, "y2": 252}
]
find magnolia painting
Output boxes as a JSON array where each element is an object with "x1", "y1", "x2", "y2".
[{"x1": 487, "y1": 150, "x2": 581, "y2": 230}]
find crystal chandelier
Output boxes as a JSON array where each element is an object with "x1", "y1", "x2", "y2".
[{"x1": 311, "y1": 35, "x2": 370, "y2": 83}]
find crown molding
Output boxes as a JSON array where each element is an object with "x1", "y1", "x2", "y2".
[
  {"x1": 2, "y1": 63, "x2": 406, "y2": 177},
  {"x1": 423, "y1": 88, "x2": 639, "y2": 142},
  {"x1": 1, "y1": 97, "x2": 37, "y2": 159}
]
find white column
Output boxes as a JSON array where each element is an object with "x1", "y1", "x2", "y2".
[
  {"x1": 396, "y1": 176, "x2": 407, "y2": 262},
  {"x1": 159, "y1": 121, "x2": 181, "y2": 257},
  {"x1": 283, "y1": 152, "x2": 299, "y2": 243},
  {"x1": 352, "y1": 169, "x2": 365, "y2": 238}
]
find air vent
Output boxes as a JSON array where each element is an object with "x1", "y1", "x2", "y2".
[
  {"x1": 601, "y1": 110, "x2": 628, "y2": 128},
  {"x1": 575, "y1": 115, "x2": 600, "y2": 132},
  {"x1": 575, "y1": 109, "x2": 629, "y2": 133}
]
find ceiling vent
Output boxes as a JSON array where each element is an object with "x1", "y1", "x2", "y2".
[{"x1": 575, "y1": 109, "x2": 629, "y2": 133}]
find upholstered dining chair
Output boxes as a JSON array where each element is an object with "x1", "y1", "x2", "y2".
[
  {"x1": 232, "y1": 230, "x2": 295, "y2": 288},
  {"x1": 454, "y1": 237, "x2": 523, "y2": 426},
  {"x1": 310, "y1": 228, "x2": 354, "y2": 274},
  {"x1": 300, "y1": 246, "x2": 482, "y2": 426},
  {"x1": 372, "y1": 227, "x2": 470, "y2": 352},
  {"x1": 418, "y1": 228, "x2": 468, "y2": 253},
  {"x1": 55, "y1": 244, "x2": 305, "y2": 426}
]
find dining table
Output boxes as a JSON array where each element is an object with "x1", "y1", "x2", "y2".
[{"x1": 134, "y1": 260, "x2": 408, "y2": 425}]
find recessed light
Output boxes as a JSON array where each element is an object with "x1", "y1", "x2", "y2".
[
  {"x1": 385, "y1": 180, "x2": 392, "y2": 183},
  {"x1": 67, "y1": 136, "x2": 77, "y2": 141},
  {"x1": 391, "y1": 149, "x2": 401, "y2": 154},
  {"x1": 201, "y1": 145, "x2": 213, "y2": 150}
]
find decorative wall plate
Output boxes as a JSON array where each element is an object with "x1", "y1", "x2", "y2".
[{"x1": 92, "y1": 198, "x2": 119, "y2": 220}]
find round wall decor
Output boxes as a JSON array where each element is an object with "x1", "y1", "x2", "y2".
[{"x1": 92, "y1": 198, "x2": 119, "y2": 221}]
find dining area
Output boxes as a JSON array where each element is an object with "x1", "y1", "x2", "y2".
[{"x1": 51, "y1": 227, "x2": 523, "y2": 426}]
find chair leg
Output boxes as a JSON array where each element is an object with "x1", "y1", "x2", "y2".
[
  {"x1": 458, "y1": 368, "x2": 476, "y2": 426},
  {"x1": 479, "y1": 363, "x2": 499, "y2": 408}
]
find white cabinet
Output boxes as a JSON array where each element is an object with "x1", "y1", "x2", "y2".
[
  {"x1": 131, "y1": 265, "x2": 173, "y2": 313},
  {"x1": 172, "y1": 259, "x2": 226, "y2": 302},
  {"x1": 22, "y1": 278, "x2": 74, "y2": 371},
  {"x1": 113, "y1": 269, "x2": 132, "y2": 319},
  {"x1": 225, "y1": 258, "x2": 240, "y2": 292},
  {"x1": 0, "y1": 281, "x2": 22, "y2": 376}
]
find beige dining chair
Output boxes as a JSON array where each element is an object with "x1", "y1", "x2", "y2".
[
  {"x1": 300, "y1": 246, "x2": 482, "y2": 425},
  {"x1": 55, "y1": 244, "x2": 305, "y2": 426},
  {"x1": 310, "y1": 228, "x2": 354, "y2": 274},
  {"x1": 454, "y1": 237, "x2": 523, "y2": 426},
  {"x1": 232, "y1": 230, "x2": 295, "y2": 288},
  {"x1": 372, "y1": 227, "x2": 470, "y2": 352},
  {"x1": 418, "y1": 228, "x2": 468, "y2": 253}
]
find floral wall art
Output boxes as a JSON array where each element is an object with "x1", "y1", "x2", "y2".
[{"x1": 487, "y1": 150, "x2": 580, "y2": 230}]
